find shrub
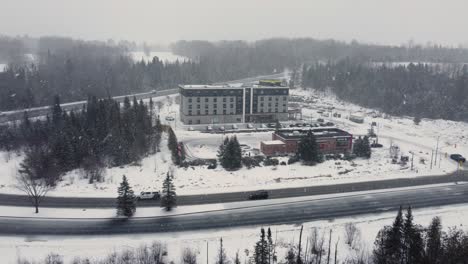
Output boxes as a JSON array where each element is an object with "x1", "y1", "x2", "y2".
[
  {"x1": 288, "y1": 156, "x2": 300, "y2": 165},
  {"x1": 242, "y1": 156, "x2": 264, "y2": 168},
  {"x1": 264, "y1": 158, "x2": 279, "y2": 166}
]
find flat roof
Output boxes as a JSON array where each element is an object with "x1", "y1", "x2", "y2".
[
  {"x1": 275, "y1": 128, "x2": 352, "y2": 140},
  {"x1": 262, "y1": 140, "x2": 286, "y2": 145},
  {"x1": 179, "y1": 83, "x2": 288, "y2": 90}
]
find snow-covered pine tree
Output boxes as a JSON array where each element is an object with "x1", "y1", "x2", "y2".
[
  {"x1": 424, "y1": 217, "x2": 443, "y2": 263},
  {"x1": 297, "y1": 130, "x2": 321, "y2": 164},
  {"x1": 254, "y1": 228, "x2": 269, "y2": 264},
  {"x1": 216, "y1": 238, "x2": 229, "y2": 264},
  {"x1": 116, "y1": 175, "x2": 136, "y2": 217},
  {"x1": 403, "y1": 206, "x2": 423, "y2": 263},
  {"x1": 161, "y1": 171, "x2": 177, "y2": 211}
]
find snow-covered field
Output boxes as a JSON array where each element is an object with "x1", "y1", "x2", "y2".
[
  {"x1": 0, "y1": 88, "x2": 466, "y2": 197},
  {"x1": 129, "y1": 51, "x2": 189, "y2": 63},
  {"x1": 4, "y1": 204, "x2": 468, "y2": 264}
]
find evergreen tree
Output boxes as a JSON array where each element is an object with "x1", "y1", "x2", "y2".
[
  {"x1": 51, "y1": 95, "x2": 63, "y2": 126},
  {"x1": 254, "y1": 228, "x2": 269, "y2": 264},
  {"x1": 217, "y1": 137, "x2": 229, "y2": 159},
  {"x1": 233, "y1": 251, "x2": 241, "y2": 264},
  {"x1": 216, "y1": 238, "x2": 229, "y2": 264},
  {"x1": 373, "y1": 227, "x2": 390, "y2": 264},
  {"x1": 284, "y1": 247, "x2": 296, "y2": 264},
  {"x1": 353, "y1": 136, "x2": 372, "y2": 158},
  {"x1": 386, "y1": 206, "x2": 404, "y2": 263},
  {"x1": 116, "y1": 175, "x2": 136, "y2": 217},
  {"x1": 161, "y1": 171, "x2": 177, "y2": 211},
  {"x1": 403, "y1": 206, "x2": 423, "y2": 264},
  {"x1": 267, "y1": 228, "x2": 277, "y2": 264},
  {"x1": 297, "y1": 131, "x2": 321, "y2": 164},
  {"x1": 219, "y1": 136, "x2": 242, "y2": 170},
  {"x1": 168, "y1": 126, "x2": 183, "y2": 165},
  {"x1": 424, "y1": 217, "x2": 443, "y2": 264},
  {"x1": 362, "y1": 136, "x2": 372, "y2": 158}
]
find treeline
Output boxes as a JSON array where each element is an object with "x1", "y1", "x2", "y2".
[
  {"x1": 302, "y1": 60, "x2": 468, "y2": 121},
  {"x1": 0, "y1": 95, "x2": 161, "y2": 184},
  {"x1": 172, "y1": 38, "x2": 468, "y2": 82},
  {"x1": 0, "y1": 35, "x2": 27, "y2": 63},
  {"x1": 373, "y1": 206, "x2": 468, "y2": 264},
  {"x1": 0, "y1": 36, "x2": 207, "y2": 111}
]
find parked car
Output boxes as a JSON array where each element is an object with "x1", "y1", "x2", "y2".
[
  {"x1": 260, "y1": 124, "x2": 267, "y2": 129},
  {"x1": 206, "y1": 125, "x2": 213, "y2": 131},
  {"x1": 267, "y1": 123, "x2": 277, "y2": 128},
  {"x1": 450, "y1": 154, "x2": 466, "y2": 163},
  {"x1": 325, "y1": 122, "x2": 334, "y2": 126},
  {"x1": 317, "y1": 118, "x2": 324, "y2": 123},
  {"x1": 219, "y1": 126, "x2": 225, "y2": 131},
  {"x1": 137, "y1": 191, "x2": 160, "y2": 200},
  {"x1": 248, "y1": 190, "x2": 269, "y2": 200},
  {"x1": 165, "y1": 116, "x2": 175, "y2": 121},
  {"x1": 247, "y1": 123, "x2": 254, "y2": 129},
  {"x1": 188, "y1": 127, "x2": 194, "y2": 131},
  {"x1": 232, "y1": 124, "x2": 238, "y2": 130}
]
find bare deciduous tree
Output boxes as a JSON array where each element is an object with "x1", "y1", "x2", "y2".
[
  {"x1": 16, "y1": 172, "x2": 52, "y2": 213},
  {"x1": 344, "y1": 223, "x2": 361, "y2": 249},
  {"x1": 182, "y1": 248, "x2": 198, "y2": 264}
]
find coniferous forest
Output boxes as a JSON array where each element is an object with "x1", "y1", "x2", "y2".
[
  {"x1": 0, "y1": 95, "x2": 162, "y2": 185},
  {"x1": 302, "y1": 60, "x2": 468, "y2": 122},
  {"x1": 0, "y1": 36, "x2": 206, "y2": 111}
]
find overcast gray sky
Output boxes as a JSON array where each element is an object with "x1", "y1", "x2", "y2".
[{"x1": 1, "y1": 0, "x2": 467, "y2": 46}]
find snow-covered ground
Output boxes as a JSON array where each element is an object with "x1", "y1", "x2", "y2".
[
  {"x1": 0, "y1": 63, "x2": 6, "y2": 72},
  {"x1": 129, "y1": 51, "x2": 189, "y2": 63},
  {"x1": 4, "y1": 203, "x2": 468, "y2": 264},
  {"x1": 0, "y1": 88, "x2": 466, "y2": 197}
]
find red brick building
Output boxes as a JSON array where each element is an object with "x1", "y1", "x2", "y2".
[
  {"x1": 260, "y1": 140, "x2": 287, "y2": 156},
  {"x1": 261, "y1": 128, "x2": 353, "y2": 156}
]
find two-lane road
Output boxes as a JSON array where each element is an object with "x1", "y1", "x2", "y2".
[
  {"x1": 0, "y1": 172, "x2": 465, "y2": 208},
  {"x1": 1, "y1": 183, "x2": 467, "y2": 235}
]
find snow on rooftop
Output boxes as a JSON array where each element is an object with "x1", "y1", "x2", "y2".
[{"x1": 262, "y1": 140, "x2": 285, "y2": 145}]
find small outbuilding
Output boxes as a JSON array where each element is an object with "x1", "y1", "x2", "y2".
[{"x1": 260, "y1": 140, "x2": 286, "y2": 156}]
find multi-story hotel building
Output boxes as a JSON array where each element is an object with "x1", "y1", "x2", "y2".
[{"x1": 179, "y1": 81, "x2": 289, "y2": 125}]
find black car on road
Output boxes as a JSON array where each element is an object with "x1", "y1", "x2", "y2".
[
  {"x1": 248, "y1": 190, "x2": 269, "y2": 200},
  {"x1": 450, "y1": 154, "x2": 466, "y2": 163}
]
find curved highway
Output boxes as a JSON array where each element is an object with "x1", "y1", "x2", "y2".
[{"x1": 1, "y1": 183, "x2": 467, "y2": 235}]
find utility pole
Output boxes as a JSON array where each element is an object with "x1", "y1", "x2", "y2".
[
  {"x1": 410, "y1": 151, "x2": 414, "y2": 170},
  {"x1": 430, "y1": 150, "x2": 434, "y2": 170},
  {"x1": 434, "y1": 136, "x2": 440, "y2": 166},
  {"x1": 207, "y1": 241, "x2": 209, "y2": 264}
]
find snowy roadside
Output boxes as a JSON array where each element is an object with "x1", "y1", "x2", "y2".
[{"x1": 4, "y1": 203, "x2": 468, "y2": 264}]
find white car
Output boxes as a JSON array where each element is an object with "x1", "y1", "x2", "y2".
[
  {"x1": 219, "y1": 126, "x2": 225, "y2": 131},
  {"x1": 165, "y1": 116, "x2": 175, "y2": 121},
  {"x1": 232, "y1": 124, "x2": 238, "y2": 130},
  {"x1": 206, "y1": 125, "x2": 213, "y2": 131},
  {"x1": 188, "y1": 127, "x2": 194, "y2": 131},
  {"x1": 137, "y1": 191, "x2": 160, "y2": 200},
  {"x1": 247, "y1": 123, "x2": 254, "y2": 129}
]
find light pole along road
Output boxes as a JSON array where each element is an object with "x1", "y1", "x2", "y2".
[{"x1": 1, "y1": 182, "x2": 467, "y2": 236}]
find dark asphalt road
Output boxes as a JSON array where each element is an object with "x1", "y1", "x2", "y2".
[
  {"x1": 0, "y1": 171, "x2": 466, "y2": 208},
  {"x1": 1, "y1": 183, "x2": 467, "y2": 235}
]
